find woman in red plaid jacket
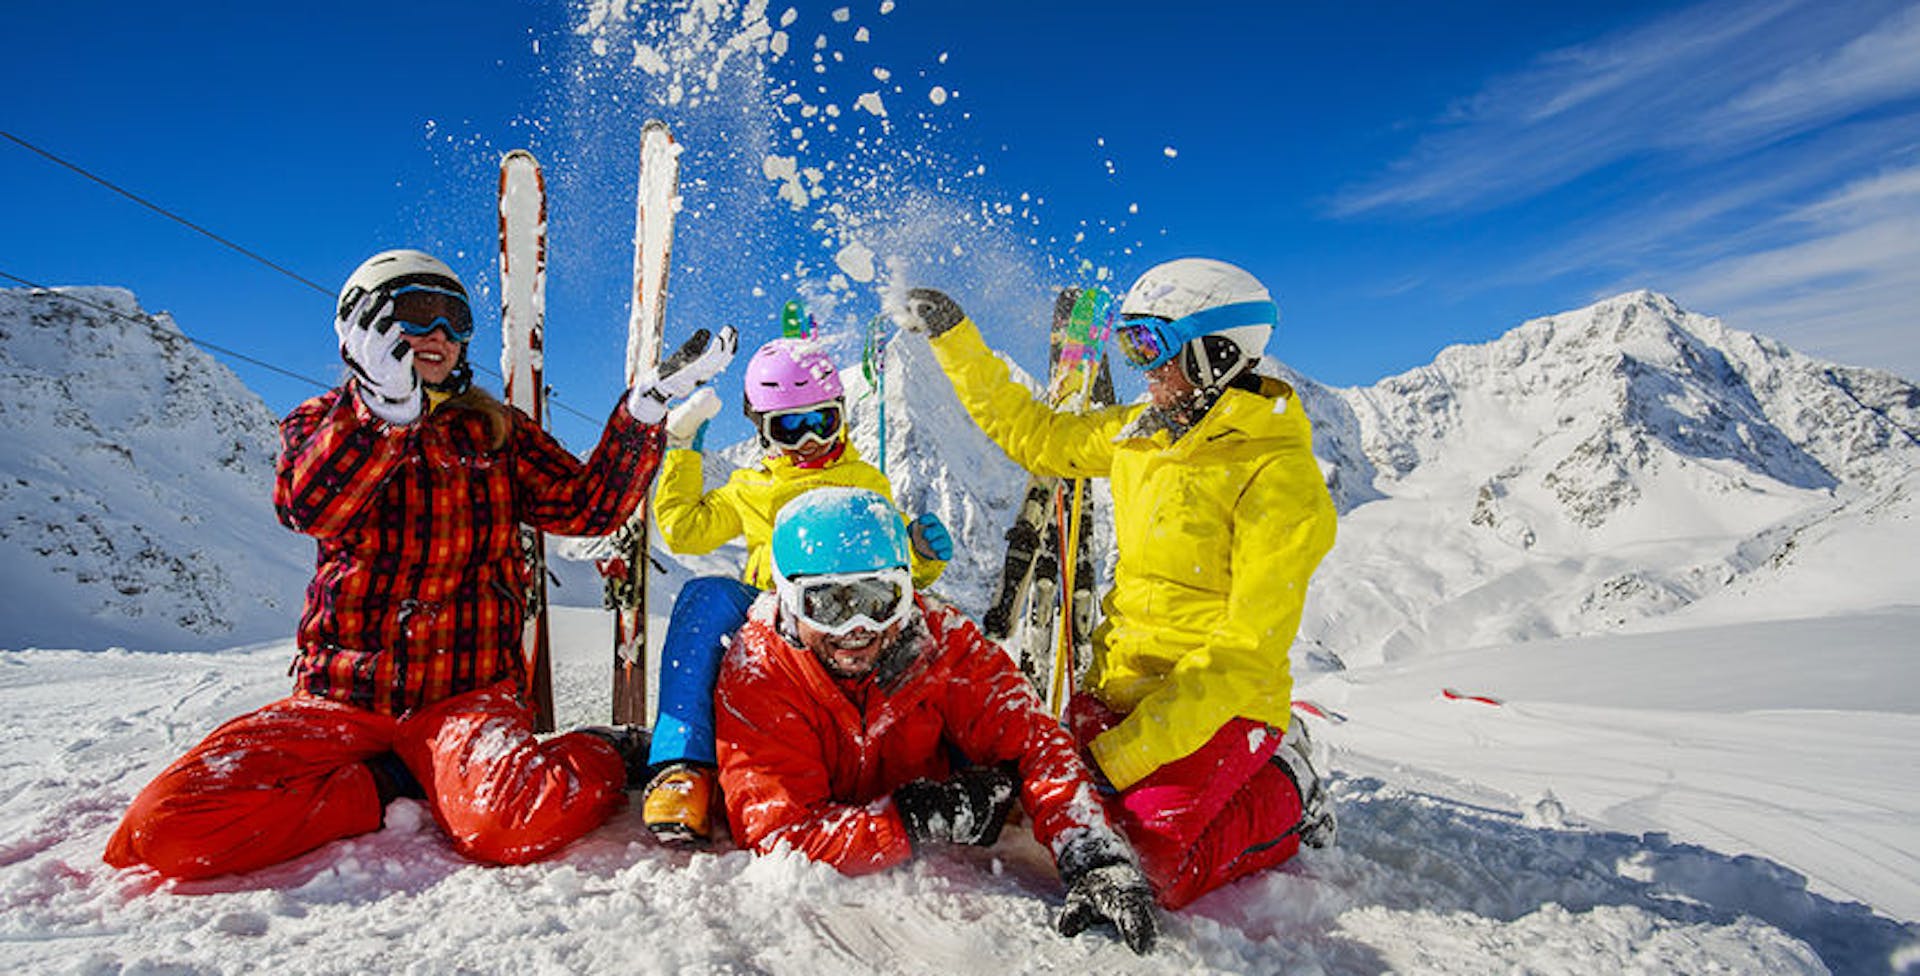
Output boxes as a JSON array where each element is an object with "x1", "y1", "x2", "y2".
[{"x1": 105, "y1": 250, "x2": 736, "y2": 881}]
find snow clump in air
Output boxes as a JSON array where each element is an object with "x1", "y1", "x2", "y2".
[{"x1": 835, "y1": 241, "x2": 878, "y2": 283}]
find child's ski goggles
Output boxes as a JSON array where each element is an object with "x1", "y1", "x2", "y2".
[
  {"x1": 782, "y1": 568, "x2": 913, "y2": 636},
  {"x1": 761, "y1": 403, "x2": 844, "y2": 449},
  {"x1": 1113, "y1": 300, "x2": 1277, "y2": 371},
  {"x1": 385, "y1": 284, "x2": 475, "y2": 342}
]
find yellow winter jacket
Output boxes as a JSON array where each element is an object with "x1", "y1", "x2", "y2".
[
  {"x1": 652, "y1": 439, "x2": 946, "y2": 591},
  {"x1": 928, "y1": 319, "x2": 1337, "y2": 790}
]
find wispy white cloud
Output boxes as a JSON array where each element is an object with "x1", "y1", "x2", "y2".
[
  {"x1": 1646, "y1": 159, "x2": 1920, "y2": 380},
  {"x1": 1712, "y1": 3, "x2": 1920, "y2": 143},
  {"x1": 1331, "y1": 0, "x2": 1920, "y2": 217},
  {"x1": 1332, "y1": 0, "x2": 1920, "y2": 379}
]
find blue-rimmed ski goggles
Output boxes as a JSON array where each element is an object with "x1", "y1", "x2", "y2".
[
  {"x1": 761, "y1": 403, "x2": 844, "y2": 449},
  {"x1": 385, "y1": 284, "x2": 475, "y2": 342},
  {"x1": 1113, "y1": 300, "x2": 1278, "y2": 371},
  {"x1": 781, "y1": 567, "x2": 914, "y2": 636}
]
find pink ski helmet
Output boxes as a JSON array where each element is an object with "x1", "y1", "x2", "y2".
[{"x1": 744, "y1": 338, "x2": 844, "y2": 412}]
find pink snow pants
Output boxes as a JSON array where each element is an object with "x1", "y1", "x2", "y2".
[
  {"x1": 1068, "y1": 695, "x2": 1305, "y2": 909},
  {"x1": 105, "y1": 681, "x2": 627, "y2": 881}
]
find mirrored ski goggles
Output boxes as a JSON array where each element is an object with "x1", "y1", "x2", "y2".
[
  {"x1": 1114, "y1": 300, "x2": 1279, "y2": 371},
  {"x1": 1114, "y1": 317, "x2": 1178, "y2": 370},
  {"x1": 385, "y1": 284, "x2": 475, "y2": 342},
  {"x1": 761, "y1": 403, "x2": 844, "y2": 449},
  {"x1": 783, "y1": 568, "x2": 913, "y2": 636}
]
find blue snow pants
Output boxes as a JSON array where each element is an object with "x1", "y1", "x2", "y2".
[{"x1": 648, "y1": 576, "x2": 761, "y2": 769}]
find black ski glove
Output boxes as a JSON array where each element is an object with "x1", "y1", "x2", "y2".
[
  {"x1": 1055, "y1": 830, "x2": 1158, "y2": 955},
  {"x1": 892, "y1": 288, "x2": 966, "y2": 338},
  {"x1": 892, "y1": 764, "x2": 1018, "y2": 846}
]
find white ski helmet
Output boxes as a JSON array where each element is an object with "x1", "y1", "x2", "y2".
[
  {"x1": 1117, "y1": 258, "x2": 1276, "y2": 389},
  {"x1": 336, "y1": 249, "x2": 469, "y2": 322}
]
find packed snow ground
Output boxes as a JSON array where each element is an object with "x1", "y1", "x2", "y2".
[{"x1": 4, "y1": 603, "x2": 1915, "y2": 974}]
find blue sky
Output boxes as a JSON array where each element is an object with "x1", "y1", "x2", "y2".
[{"x1": 4, "y1": 0, "x2": 1916, "y2": 450}]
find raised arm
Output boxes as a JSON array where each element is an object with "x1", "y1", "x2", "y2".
[{"x1": 897, "y1": 290, "x2": 1131, "y2": 479}]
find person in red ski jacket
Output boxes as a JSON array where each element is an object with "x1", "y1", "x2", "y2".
[
  {"x1": 716, "y1": 487, "x2": 1158, "y2": 954},
  {"x1": 104, "y1": 249, "x2": 736, "y2": 881}
]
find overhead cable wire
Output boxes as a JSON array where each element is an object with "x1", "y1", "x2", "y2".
[
  {"x1": 2, "y1": 129, "x2": 335, "y2": 297},
  {"x1": 1, "y1": 130, "x2": 602, "y2": 426}
]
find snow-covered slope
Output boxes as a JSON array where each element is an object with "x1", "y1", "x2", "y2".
[
  {"x1": 1300, "y1": 291, "x2": 1920, "y2": 666},
  {"x1": 2, "y1": 606, "x2": 1914, "y2": 974},
  {"x1": 0, "y1": 287, "x2": 309, "y2": 651}
]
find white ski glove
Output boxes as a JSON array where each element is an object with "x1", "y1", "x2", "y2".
[
  {"x1": 627, "y1": 326, "x2": 739, "y2": 425},
  {"x1": 336, "y1": 290, "x2": 422, "y2": 425},
  {"x1": 666, "y1": 387, "x2": 721, "y2": 450},
  {"x1": 890, "y1": 288, "x2": 966, "y2": 338}
]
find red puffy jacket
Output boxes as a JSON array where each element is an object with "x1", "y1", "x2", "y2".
[
  {"x1": 716, "y1": 594, "x2": 1122, "y2": 875},
  {"x1": 275, "y1": 388, "x2": 662, "y2": 715}
]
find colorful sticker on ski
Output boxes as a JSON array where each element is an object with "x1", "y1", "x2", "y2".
[{"x1": 780, "y1": 299, "x2": 814, "y2": 339}]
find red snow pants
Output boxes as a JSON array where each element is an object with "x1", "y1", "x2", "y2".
[
  {"x1": 1068, "y1": 695, "x2": 1305, "y2": 909},
  {"x1": 104, "y1": 681, "x2": 627, "y2": 881}
]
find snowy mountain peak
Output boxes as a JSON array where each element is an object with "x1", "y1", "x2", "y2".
[
  {"x1": 1302, "y1": 290, "x2": 1920, "y2": 666},
  {"x1": 0, "y1": 286, "x2": 308, "y2": 650},
  {"x1": 1333, "y1": 290, "x2": 1920, "y2": 522}
]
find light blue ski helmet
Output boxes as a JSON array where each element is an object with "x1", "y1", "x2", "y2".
[{"x1": 771, "y1": 487, "x2": 911, "y2": 580}]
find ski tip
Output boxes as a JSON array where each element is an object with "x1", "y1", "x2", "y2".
[{"x1": 502, "y1": 148, "x2": 540, "y2": 165}]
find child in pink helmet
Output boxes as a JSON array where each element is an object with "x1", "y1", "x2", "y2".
[{"x1": 641, "y1": 336, "x2": 953, "y2": 844}]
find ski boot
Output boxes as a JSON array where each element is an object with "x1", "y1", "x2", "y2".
[
  {"x1": 1274, "y1": 714, "x2": 1337, "y2": 849},
  {"x1": 643, "y1": 762, "x2": 716, "y2": 845}
]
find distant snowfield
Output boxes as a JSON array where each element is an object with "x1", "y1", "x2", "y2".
[{"x1": 3, "y1": 606, "x2": 1914, "y2": 974}]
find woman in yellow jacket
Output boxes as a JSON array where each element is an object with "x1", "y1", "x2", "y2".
[
  {"x1": 895, "y1": 258, "x2": 1337, "y2": 908},
  {"x1": 641, "y1": 337, "x2": 948, "y2": 844}
]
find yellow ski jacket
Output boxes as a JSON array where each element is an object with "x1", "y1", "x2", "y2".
[
  {"x1": 652, "y1": 439, "x2": 946, "y2": 591},
  {"x1": 928, "y1": 319, "x2": 1337, "y2": 791}
]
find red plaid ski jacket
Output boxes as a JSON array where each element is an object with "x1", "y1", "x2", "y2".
[{"x1": 275, "y1": 388, "x2": 662, "y2": 715}]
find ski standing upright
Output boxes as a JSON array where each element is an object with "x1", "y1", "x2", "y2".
[
  {"x1": 605, "y1": 120, "x2": 681, "y2": 725},
  {"x1": 498, "y1": 149, "x2": 555, "y2": 732},
  {"x1": 981, "y1": 286, "x2": 1113, "y2": 712}
]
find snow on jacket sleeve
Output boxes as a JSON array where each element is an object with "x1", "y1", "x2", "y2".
[
  {"x1": 509, "y1": 396, "x2": 666, "y2": 537},
  {"x1": 1088, "y1": 405, "x2": 1338, "y2": 790},
  {"x1": 925, "y1": 320, "x2": 1133, "y2": 479},
  {"x1": 925, "y1": 605, "x2": 1123, "y2": 856},
  {"x1": 275, "y1": 389, "x2": 412, "y2": 538},
  {"x1": 715, "y1": 622, "x2": 916, "y2": 875}
]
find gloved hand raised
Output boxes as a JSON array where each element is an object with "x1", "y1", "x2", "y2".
[
  {"x1": 666, "y1": 387, "x2": 721, "y2": 450},
  {"x1": 335, "y1": 289, "x2": 422, "y2": 425},
  {"x1": 890, "y1": 288, "x2": 965, "y2": 338},
  {"x1": 628, "y1": 326, "x2": 739, "y2": 424},
  {"x1": 1054, "y1": 829, "x2": 1158, "y2": 955},
  {"x1": 908, "y1": 512, "x2": 953, "y2": 561},
  {"x1": 892, "y1": 764, "x2": 1018, "y2": 847}
]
